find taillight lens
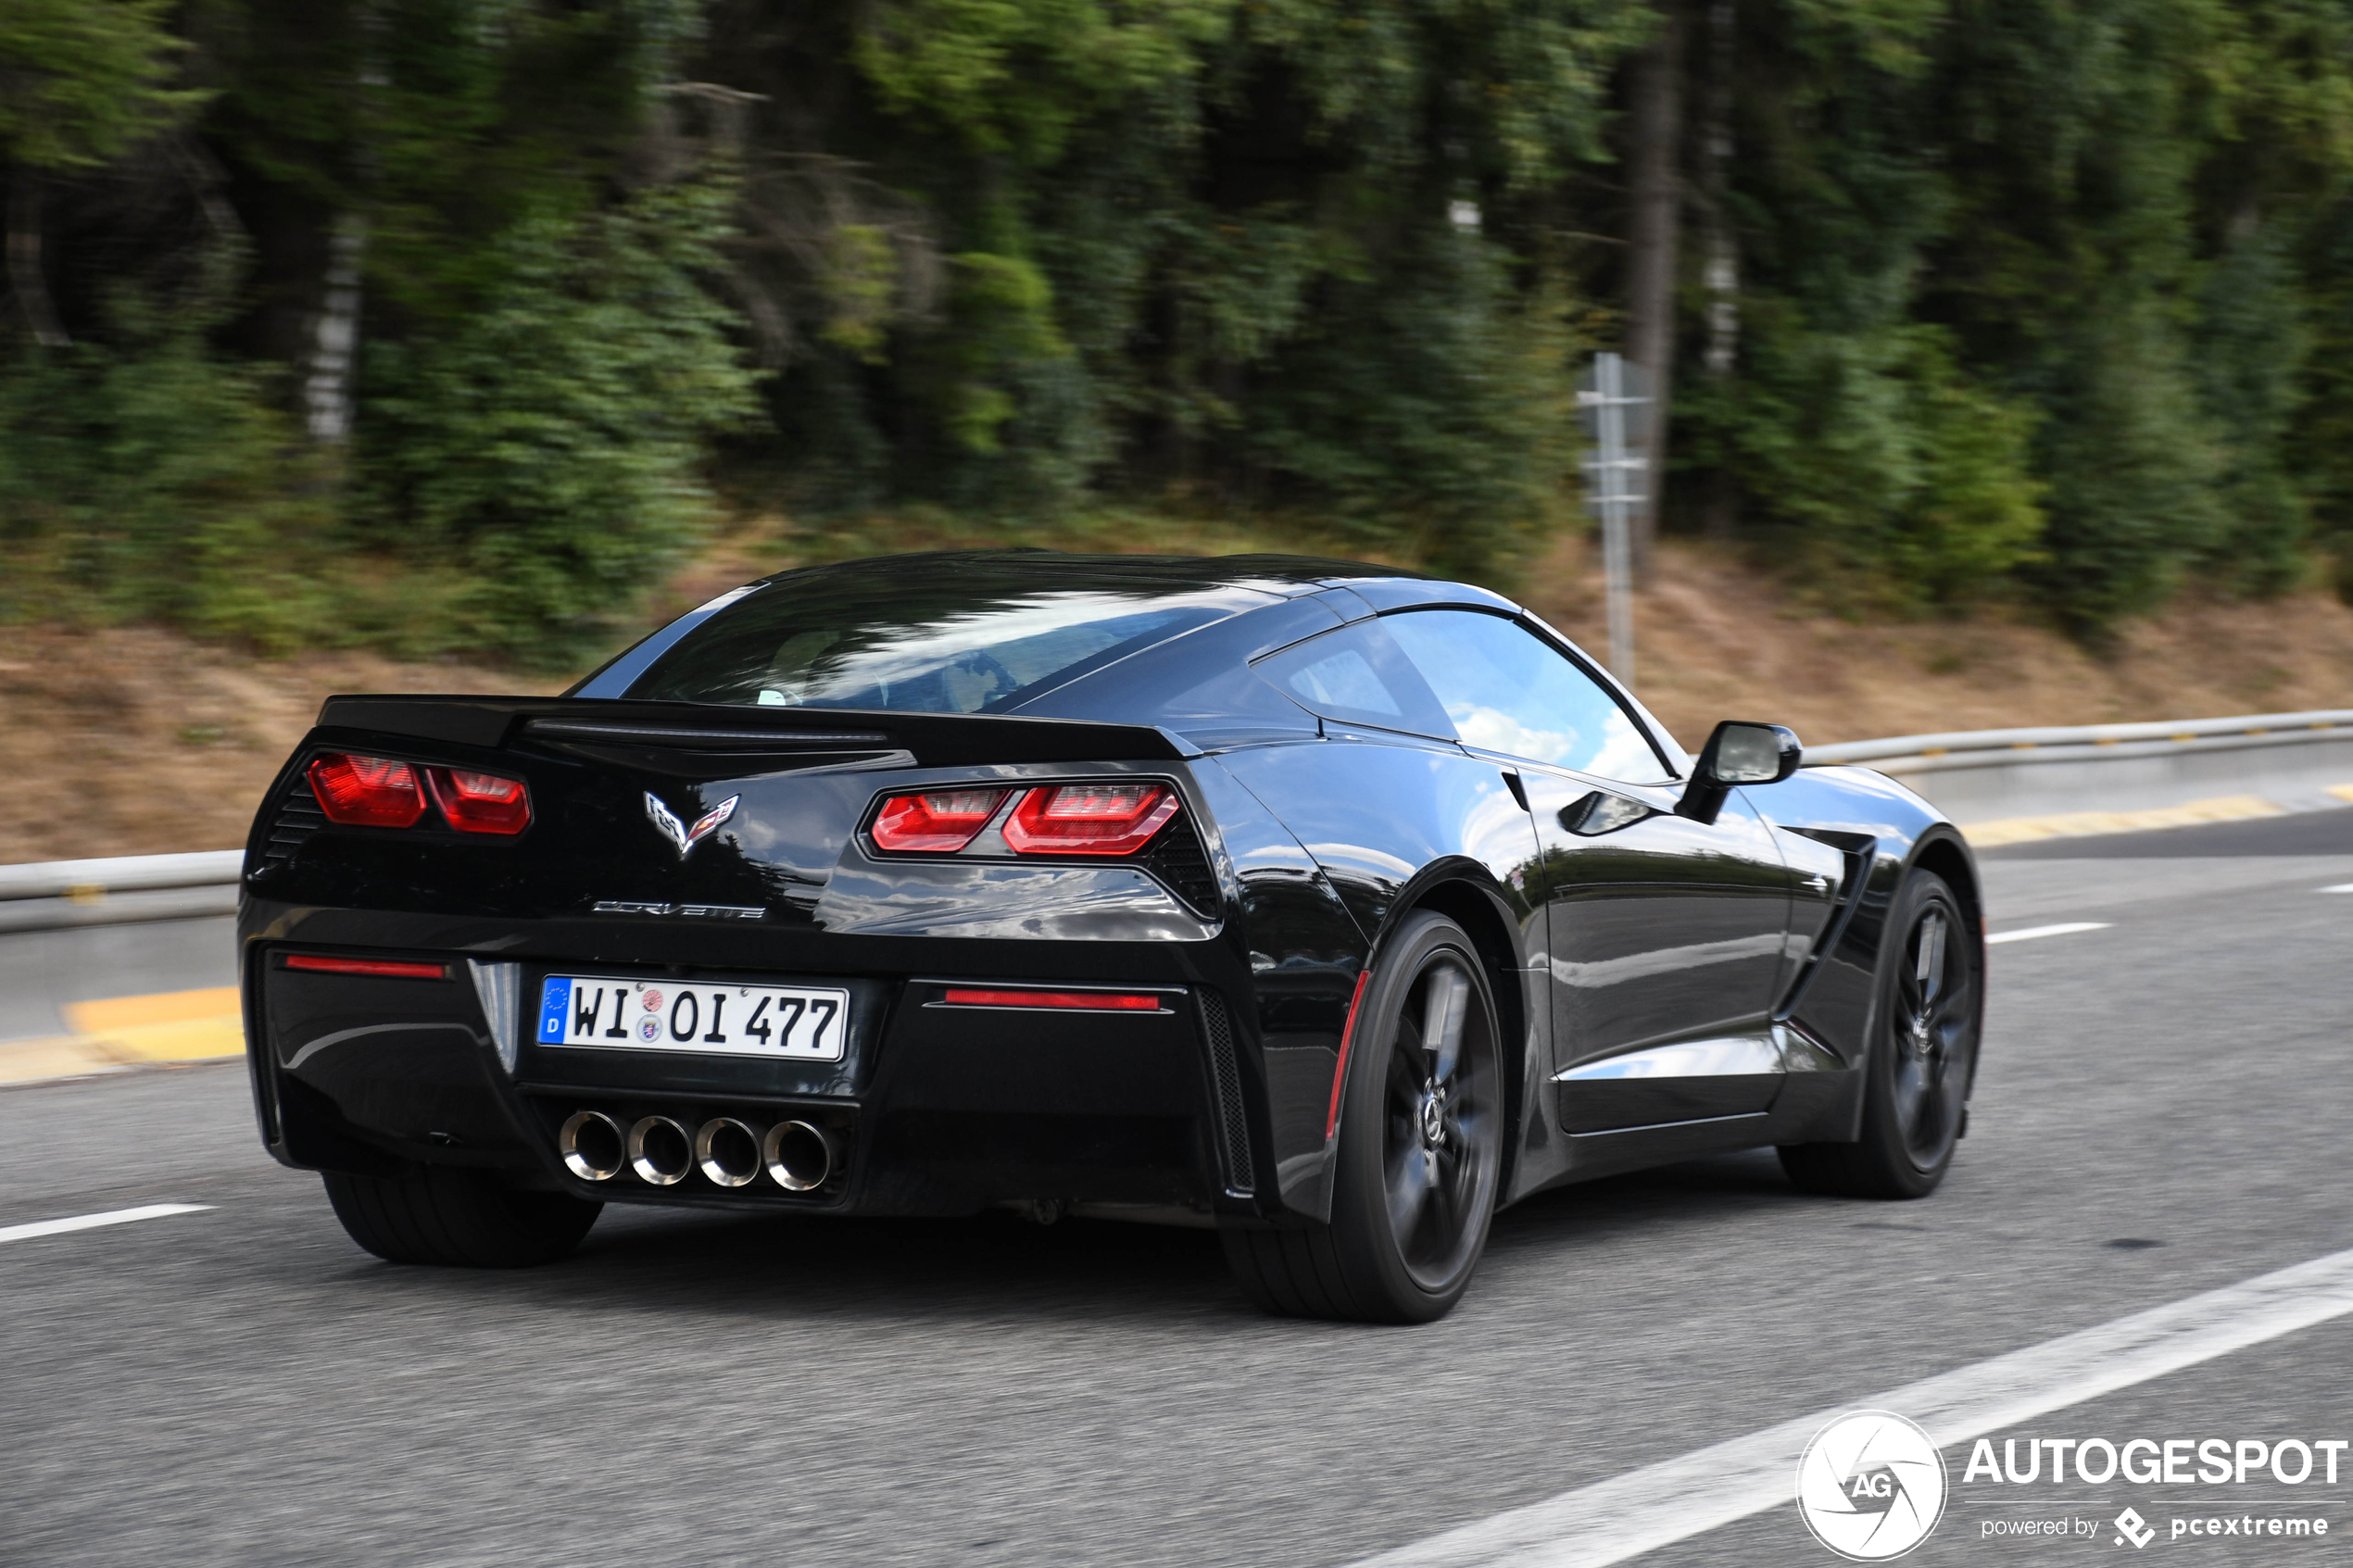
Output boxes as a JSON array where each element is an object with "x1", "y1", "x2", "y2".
[
  {"x1": 425, "y1": 767, "x2": 532, "y2": 835},
  {"x1": 1002, "y1": 783, "x2": 1180, "y2": 856},
  {"x1": 871, "y1": 788, "x2": 1010, "y2": 852},
  {"x1": 283, "y1": 954, "x2": 448, "y2": 980},
  {"x1": 308, "y1": 753, "x2": 427, "y2": 829},
  {"x1": 942, "y1": 987, "x2": 1164, "y2": 1010}
]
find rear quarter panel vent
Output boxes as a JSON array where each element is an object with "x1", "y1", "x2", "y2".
[{"x1": 1143, "y1": 823, "x2": 1221, "y2": 918}]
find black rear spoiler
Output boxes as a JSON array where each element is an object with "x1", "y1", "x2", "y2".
[{"x1": 313, "y1": 696, "x2": 1198, "y2": 766}]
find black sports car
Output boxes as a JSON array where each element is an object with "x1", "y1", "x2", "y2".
[{"x1": 238, "y1": 551, "x2": 1982, "y2": 1322}]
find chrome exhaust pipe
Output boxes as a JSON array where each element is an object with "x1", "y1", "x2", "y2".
[
  {"x1": 559, "y1": 1110, "x2": 625, "y2": 1182},
  {"x1": 762, "y1": 1120, "x2": 833, "y2": 1192},
  {"x1": 627, "y1": 1115, "x2": 693, "y2": 1186},
  {"x1": 695, "y1": 1117, "x2": 761, "y2": 1188}
]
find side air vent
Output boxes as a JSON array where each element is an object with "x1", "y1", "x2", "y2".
[
  {"x1": 1198, "y1": 989, "x2": 1254, "y2": 1194},
  {"x1": 1143, "y1": 823, "x2": 1221, "y2": 918},
  {"x1": 259, "y1": 780, "x2": 327, "y2": 871}
]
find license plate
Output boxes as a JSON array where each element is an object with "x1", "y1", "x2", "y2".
[{"x1": 535, "y1": 976, "x2": 848, "y2": 1061}]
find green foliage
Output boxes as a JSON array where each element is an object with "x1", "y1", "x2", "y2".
[
  {"x1": 358, "y1": 177, "x2": 762, "y2": 664},
  {"x1": 0, "y1": 258, "x2": 337, "y2": 649},
  {"x1": 0, "y1": 0, "x2": 203, "y2": 169},
  {"x1": 1690, "y1": 0, "x2": 2353, "y2": 629},
  {"x1": 1684, "y1": 317, "x2": 2044, "y2": 608},
  {"x1": 733, "y1": 0, "x2": 1651, "y2": 579},
  {"x1": 855, "y1": 0, "x2": 1235, "y2": 161},
  {"x1": 202, "y1": 0, "x2": 708, "y2": 322},
  {"x1": 21, "y1": 0, "x2": 2353, "y2": 662}
]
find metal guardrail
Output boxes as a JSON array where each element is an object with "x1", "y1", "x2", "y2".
[
  {"x1": 0, "y1": 850, "x2": 244, "y2": 935},
  {"x1": 0, "y1": 850, "x2": 245, "y2": 902},
  {"x1": 3, "y1": 709, "x2": 2351, "y2": 932},
  {"x1": 1804, "y1": 709, "x2": 2353, "y2": 774}
]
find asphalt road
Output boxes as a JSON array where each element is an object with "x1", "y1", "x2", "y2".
[{"x1": 5, "y1": 812, "x2": 2352, "y2": 1566}]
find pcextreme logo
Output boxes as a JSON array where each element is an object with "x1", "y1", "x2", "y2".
[{"x1": 1797, "y1": 1410, "x2": 1950, "y2": 1561}]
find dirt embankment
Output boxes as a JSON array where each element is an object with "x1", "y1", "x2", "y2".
[
  {"x1": 0, "y1": 630, "x2": 558, "y2": 863},
  {"x1": 1521, "y1": 536, "x2": 2353, "y2": 753},
  {"x1": 6, "y1": 533, "x2": 2352, "y2": 862}
]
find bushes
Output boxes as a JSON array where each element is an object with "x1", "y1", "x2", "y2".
[
  {"x1": 0, "y1": 264, "x2": 338, "y2": 650},
  {"x1": 1680, "y1": 320, "x2": 2045, "y2": 610},
  {"x1": 358, "y1": 179, "x2": 761, "y2": 664}
]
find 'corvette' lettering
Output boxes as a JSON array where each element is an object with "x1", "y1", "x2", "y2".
[{"x1": 591, "y1": 900, "x2": 764, "y2": 921}]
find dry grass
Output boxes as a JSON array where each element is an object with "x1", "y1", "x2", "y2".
[
  {"x1": 0, "y1": 628, "x2": 557, "y2": 862},
  {"x1": 6, "y1": 525, "x2": 2351, "y2": 861},
  {"x1": 1520, "y1": 534, "x2": 2353, "y2": 753}
]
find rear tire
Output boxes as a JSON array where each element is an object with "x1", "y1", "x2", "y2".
[
  {"x1": 1780, "y1": 869, "x2": 1978, "y2": 1199},
  {"x1": 322, "y1": 1167, "x2": 600, "y2": 1267},
  {"x1": 1224, "y1": 911, "x2": 1504, "y2": 1323}
]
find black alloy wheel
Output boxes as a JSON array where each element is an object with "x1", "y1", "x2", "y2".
[
  {"x1": 1223, "y1": 910, "x2": 1505, "y2": 1323},
  {"x1": 1780, "y1": 869, "x2": 1980, "y2": 1199}
]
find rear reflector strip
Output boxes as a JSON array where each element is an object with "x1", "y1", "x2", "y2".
[
  {"x1": 939, "y1": 987, "x2": 1164, "y2": 1011},
  {"x1": 283, "y1": 955, "x2": 449, "y2": 980},
  {"x1": 1326, "y1": 970, "x2": 1373, "y2": 1138}
]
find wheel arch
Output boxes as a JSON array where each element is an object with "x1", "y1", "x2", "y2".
[
  {"x1": 1907, "y1": 828, "x2": 1982, "y2": 940},
  {"x1": 1902, "y1": 826, "x2": 1986, "y2": 1098}
]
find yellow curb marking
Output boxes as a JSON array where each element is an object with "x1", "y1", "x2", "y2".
[
  {"x1": 1961, "y1": 793, "x2": 2298, "y2": 847},
  {"x1": 0, "y1": 1035, "x2": 130, "y2": 1086},
  {"x1": 64, "y1": 985, "x2": 245, "y2": 1066},
  {"x1": 2, "y1": 986, "x2": 245, "y2": 1085},
  {"x1": 64, "y1": 986, "x2": 239, "y2": 1032}
]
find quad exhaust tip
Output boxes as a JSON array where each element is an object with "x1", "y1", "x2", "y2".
[
  {"x1": 763, "y1": 1120, "x2": 833, "y2": 1192},
  {"x1": 627, "y1": 1115, "x2": 694, "y2": 1186},
  {"x1": 563, "y1": 1110, "x2": 831, "y2": 1190},
  {"x1": 559, "y1": 1110, "x2": 625, "y2": 1182},
  {"x1": 695, "y1": 1117, "x2": 762, "y2": 1188}
]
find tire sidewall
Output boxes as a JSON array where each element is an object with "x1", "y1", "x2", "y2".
[
  {"x1": 1863, "y1": 870, "x2": 1974, "y2": 1193},
  {"x1": 1330, "y1": 910, "x2": 1504, "y2": 1319}
]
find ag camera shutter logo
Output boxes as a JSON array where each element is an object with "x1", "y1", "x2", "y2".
[{"x1": 1796, "y1": 1410, "x2": 1949, "y2": 1561}]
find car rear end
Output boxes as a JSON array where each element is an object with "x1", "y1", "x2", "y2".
[{"x1": 239, "y1": 566, "x2": 1281, "y2": 1229}]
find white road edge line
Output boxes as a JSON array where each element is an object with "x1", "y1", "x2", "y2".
[
  {"x1": 1986, "y1": 922, "x2": 2112, "y2": 945},
  {"x1": 0, "y1": 1203, "x2": 211, "y2": 1246},
  {"x1": 1349, "y1": 1243, "x2": 2353, "y2": 1568}
]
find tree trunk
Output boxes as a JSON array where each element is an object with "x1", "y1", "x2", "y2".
[
  {"x1": 1622, "y1": 2, "x2": 1687, "y2": 583},
  {"x1": 302, "y1": 213, "x2": 367, "y2": 443},
  {"x1": 1699, "y1": 0, "x2": 1740, "y2": 541},
  {"x1": 7, "y1": 165, "x2": 69, "y2": 348}
]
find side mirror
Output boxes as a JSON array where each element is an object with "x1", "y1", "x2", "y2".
[{"x1": 1677, "y1": 721, "x2": 1803, "y2": 823}]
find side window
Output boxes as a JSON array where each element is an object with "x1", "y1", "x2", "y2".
[
  {"x1": 1252, "y1": 621, "x2": 1454, "y2": 739},
  {"x1": 1382, "y1": 610, "x2": 1671, "y2": 782}
]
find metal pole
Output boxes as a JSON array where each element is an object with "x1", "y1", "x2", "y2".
[{"x1": 1597, "y1": 353, "x2": 1636, "y2": 684}]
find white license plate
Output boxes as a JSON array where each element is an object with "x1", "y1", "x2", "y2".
[{"x1": 535, "y1": 976, "x2": 848, "y2": 1061}]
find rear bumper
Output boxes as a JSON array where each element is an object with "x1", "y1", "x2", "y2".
[{"x1": 240, "y1": 897, "x2": 1262, "y2": 1221}]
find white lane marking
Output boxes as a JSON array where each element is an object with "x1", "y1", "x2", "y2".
[
  {"x1": 1351, "y1": 1243, "x2": 2353, "y2": 1568},
  {"x1": 0, "y1": 1203, "x2": 210, "y2": 1246},
  {"x1": 2320, "y1": 884, "x2": 2353, "y2": 894},
  {"x1": 1985, "y1": 922, "x2": 2111, "y2": 945}
]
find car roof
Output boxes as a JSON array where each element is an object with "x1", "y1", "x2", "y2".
[{"x1": 752, "y1": 549, "x2": 1439, "y2": 600}]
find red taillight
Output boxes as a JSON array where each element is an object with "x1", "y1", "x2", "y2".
[
  {"x1": 872, "y1": 788, "x2": 1010, "y2": 852},
  {"x1": 308, "y1": 753, "x2": 427, "y2": 828},
  {"x1": 941, "y1": 988, "x2": 1164, "y2": 1011},
  {"x1": 283, "y1": 954, "x2": 448, "y2": 980},
  {"x1": 1002, "y1": 783, "x2": 1180, "y2": 856},
  {"x1": 425, "y1": 767, "x2": 531, "y2": 835}
]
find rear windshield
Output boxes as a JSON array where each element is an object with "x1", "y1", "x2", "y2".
[{"x1": 623, "y1": 571, "x2": 1247, "y2": 714}]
